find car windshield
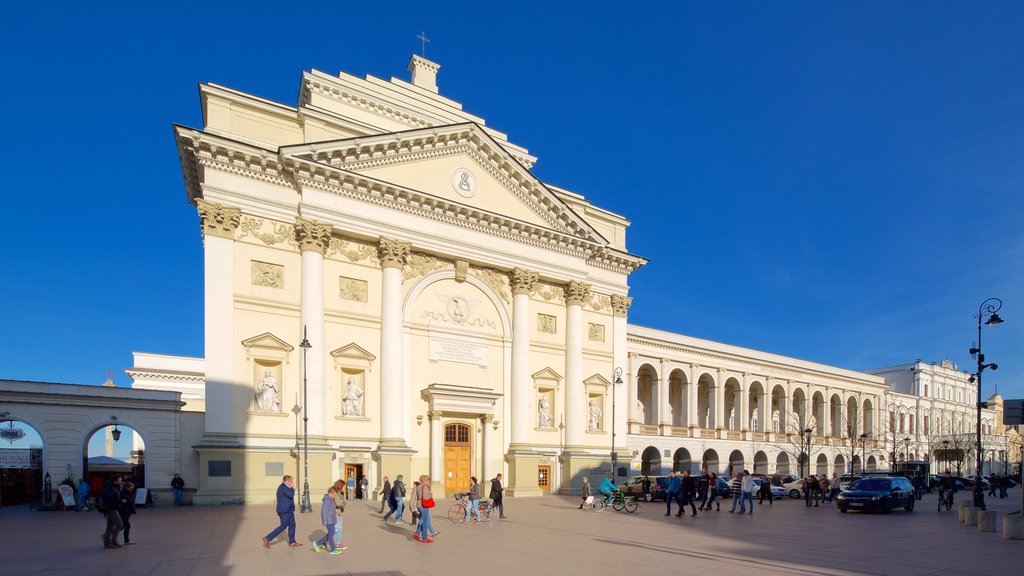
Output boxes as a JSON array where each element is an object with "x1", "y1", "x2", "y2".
[{"x1": 851, "y1": 479, "x2": 889, "y2": 491}]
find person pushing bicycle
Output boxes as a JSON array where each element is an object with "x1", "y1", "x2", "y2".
[{"x1": 598, "y1": 476, "x2": 619, "y2": 506}]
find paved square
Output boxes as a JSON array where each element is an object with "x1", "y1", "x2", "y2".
[{"x1": 2, "y1": 490, "x2": 1019, "y2": 576}]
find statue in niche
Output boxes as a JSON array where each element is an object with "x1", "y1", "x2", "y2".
[
  {"x1": 342, "y1": 377, "x2": 364, "y2": 417},
  {"x1": 666, "y1": 403, "x2": 674, "y2": 425},
  {"x1": 636, "y1": 399, "x2": 645, "y2": 422},
  {"x1": 702, "y1": 407, "x2": 710, "y2": 429},
  {"x1": 751, "y1": 411, "x2": 759, "y2": 431},
  {"x1": 588, "y1": 399, "x2": 602, "y2": 431},
  {"x1": 771, "y1": 409, "x2": 780, "y2": 433},
  {"x1": 256, "y1": 369, "x2": 280, "y2": 412},
  {"x1": 538, "y1": 396, "x2": 553, "y2": 428},
  {"x1": 729, "y1": 407, "x2": 736, "y2": 430}
]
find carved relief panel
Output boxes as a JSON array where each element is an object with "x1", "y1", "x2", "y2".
[
  {"x1": 537, "y1": 313, "x2": 557, "y2": 334},
  {"x1": 251, "y1": 261, "x2": 284, "y2": 288},
  {"x1": 339, "y1": 276, "x2": 368, "y2": 302}
]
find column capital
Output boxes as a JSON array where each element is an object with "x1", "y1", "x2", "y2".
[
  {"x1": 481, "y1": 414, "x2": 494, "y2": 424},
  {"x1": 628, "y1": 352, "x2": 638, "y2": 360},
  {"x1": 611, "y1": 294, "x2": 633, "y2": 317},
  {"x1": 295, "y1": 217, "x2": 332, "y2": 255},
  {"x1": 510, "y1": 268, "x2": 539, "y2": 295},
  {"x1": 378, "y1": 237, "x2": 411, "y2": 269},
  {"x1": 196, "y1": 198, "x2": 241, "y2": 239},
  {"x1": 564, "y1": 280, "x2": 591, "y2": 306},
  {"x1": 428, "y1": 410, "x2": 443, "y2": 420}
]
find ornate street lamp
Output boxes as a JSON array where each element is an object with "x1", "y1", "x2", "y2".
[
  {"x1": 859, "y1": 433, "x2": 869, "y2": 474},
  {"x1": 968, "y1": 297, "x2": 1003, "y2": 510},
  {"x1": 111, "y1": 426, "x2": 122, "y2": 442},
  {"x1": 299, "y1": 326, "x2": 313, "y2": 513},
  {"x1": 942, "y1": 439, "x2": 950, "y2": 473},
  {"x1": 903, "y1": 436, "x2": 911, "y2": 463},
  {"x1": 800, "y1": 428, "x2": 813, "y2": 477},
  {"x1": 610, "y1": 367, "x2": 623, "y2": 479}
]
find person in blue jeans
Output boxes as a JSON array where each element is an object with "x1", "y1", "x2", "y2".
[
  {"x1": 384, "y1": 474, "x2": 406, "y2": 523},
  {"x1": 740, "y1": 470, "x2": 755, "y2": 514},
  {"x1": 171, "y1": 473, "x2": 185, "y2": 506},
  {"x1": 599, "y1": 476, "x2": 619, "y2": 506},
  {"x1": 413, "y1": 474, "x2": 436, "y2": 543},
  {"x1": 262, "y1": 475, "x2": 301, "y2": 548},
  {"x1": 313, "y1": 486, "x2": 342, "y2": 555},
  {"x1": 665, "y1": 471, "x2": 682, "y2": 516}
]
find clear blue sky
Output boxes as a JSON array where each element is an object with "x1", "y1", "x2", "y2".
[{"x1": 2, "y1": 2, "x2": 1021, "y2": 401}]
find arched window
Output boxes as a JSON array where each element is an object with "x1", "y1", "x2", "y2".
[{"x1": 444, "y1": 423, "x2": 470, "y2": 445}]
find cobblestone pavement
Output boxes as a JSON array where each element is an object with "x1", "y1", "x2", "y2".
[{"x1": 1, "y1": 489, "x2": 1020, "y2": 576}]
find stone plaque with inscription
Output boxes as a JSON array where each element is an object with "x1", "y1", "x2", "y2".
[{"x1": 428, "y1": 325, "x2": 488, "y2": 366}]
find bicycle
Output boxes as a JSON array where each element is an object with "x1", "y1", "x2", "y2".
[
  {"x1": 591, "y1": 491, "x2": 638, "y2": 513},
  {"x1": 937, "y1": 488, "x2": 954, "y2": 512},
  {"x1": 447, "y1": 493, "x2": 493, "y2": 523}
]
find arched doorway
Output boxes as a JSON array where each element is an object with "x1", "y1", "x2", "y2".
[
  {"x1": 728, "y1": 450, "x2": 745, "y2": 477},
  {"x1": 776, "y1": 452, "x2": 791, "y2": 475},
  {"x1": 641, "y1": 446, "x2": 661, "y2": 475},
  {"x1": 0, "y1": 418, "x2": 44, "y2": 507},
  {"x1": 834, "y1": 454, "x2": 846, "y2": 475},
  {"x1": 815, "y1": 454, "x2": 829, "y2": 476},
  {"x1": 867, "y1": 455, "x2": 878, "y2": 471},
  {"x1": 673, "y1": 448, "x2": 692, "y2": 473},
  {"x1": 444, "y1": 423, "x2": 472, "y2": 494},
  {"x1": 753, "y1": 451, "x2": 768, "y2": 475},
  {"x1": 83, "y1": 423, "x2": 147, "y2": 503},
  {"x1": 701, "y1": 449, "x2": 719, "y2": 475},
  {"x1": 852, "y1": 455, "x2": 862, "y2": 473}
]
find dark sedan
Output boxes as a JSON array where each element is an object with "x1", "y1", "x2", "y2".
[{"x1": 835, "y1": 476, "x2": 916, "y2": 513}]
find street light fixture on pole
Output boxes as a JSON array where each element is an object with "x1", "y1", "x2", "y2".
[
  {"x1": 903, "y1": 437, "x2": 911, "y2": 463},
  {"x1": 299, "y1": 325, "x2": 313, "y2": 514},
  {"x1": 942, "y1": 439, "x2": 950, "y2": 473},
  {"x1": 801, "y1": 428, "x2": 813, "y2": 478},
  {"x1": 859, "y1": 433, "x2": 869, "y2": 474},
  {"x1": 968, "y1": 297, "x2": 1003, "y2": 510},
  {"x1": 610, "y1": 367, "x2": 624, "y2": 480}
]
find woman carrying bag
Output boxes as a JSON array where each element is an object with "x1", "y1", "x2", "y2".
[{"x1": 413, "y1": 475, "x2": 436, "y2": 543}]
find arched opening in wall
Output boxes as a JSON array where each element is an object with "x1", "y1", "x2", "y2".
[
  {"x1": 862, "y1": 399, "x2": 874, "y2": 436},
  {"x1": 770, "y1": 386, "x2": 786, "y2": 433},
  {"x1": 83, "y1": 424, "x2": 147, "y2": 506},
  {"x1": 845, "y1": 397, "x2": 859, "y2": 439},
  {"x1": 641, "y1": 446, "x2": 661, "y2": 475},
  {"x1": 727, "y1": 450, "x2": 745, "y2": 477},
  {"x1": 673, "y1": 448, "x2": 692, "y2": 473},
  {"x1": 852, "y1": 455, "x2": 862, "y2": 473},
  {"x1": 697, "y1": 374, "x2": 714, "y2": 429},
  {"x1": 637, "y1": 364, "x2": 657, "y2": 425},
  {"x1": 815, "y1": 453, "x2": 829, "y2": 476},
  {"x1": 0, "y1": 418, "x2": 44, "y2": 507},
  {"x1": 867, "y1": 455, "x2": 878, "y2": 471},
  {"x1": 753, "y1": 451, "x2": 768, "y2": 475},
  {"x1": 829, "y1": 395, "x2": 842, "y2": 437},
  {"x1": 723, "y1": 378, "x2": 740, "y2": 431},
  {"x1": 811, "y1": 392, "x2": 825, "y2": 436},
  {"x1": 834, "y1": 454, "x2": 846, "y2": 476},
  {"x1": 700, "y1": 449, "x2": 718, "y2": 475},
  {"x1": 668, "y1": 369, "x2": 686, "y2": 427},
  {"x1": 747, "y1": 381, "x2": 764, "y2": 431},
  {"x1": 776, "y1": 452, "x2": 791, "y2": 476}
]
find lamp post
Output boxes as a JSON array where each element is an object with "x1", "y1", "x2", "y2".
[
  {"x1": 299, "y1": 326, "x2": 312, "y2": 514},
  {"x1": 968, "y1": 297, "x2": 1003, "y2": 510},
  {"x1": 610, "y1": 367, "x2": 623, "y2": 479},
  {"x1": 800, "y1": 428, "x2": 813, "y2": 478},
  {"x1": 903, "y1": 437, "x2": 911, "y2": 464},
  {"x1": 942, "y1": 439, "x2": 950, "y2": 473},
  {"x1": 859, "y1": 433, "x2": 869, "y2": 474}
]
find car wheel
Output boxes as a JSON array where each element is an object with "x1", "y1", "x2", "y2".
[
  {"x1": 905, "y1": 498, "x2": 914, "y2": 512},
  {"x1": 839, "y1": 507, "x2": 847, "y2": 513},
  {"x1": 882, "y1": 499, "x2": 892, "y2": 514},
  {"x1": 789, "y1": 489, "x2": 800, "y2": 499}
]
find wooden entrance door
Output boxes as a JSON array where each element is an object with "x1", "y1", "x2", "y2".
[
  {"x1": 538, "y1": 465, "x2": 551, "y2": 494},
  {"x1": 444, "y1": 423, "x2": 471, "y2": 494},
  {"x1": 344, "y1": 464, "x2": 361, "y2": 499}
]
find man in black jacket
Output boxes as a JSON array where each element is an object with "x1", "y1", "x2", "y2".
[{"x1": 101, "y1": 476, "x2": 125, "y2": 549}]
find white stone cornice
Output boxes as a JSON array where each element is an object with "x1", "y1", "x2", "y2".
[{"x1": 175, "y1": 125, "x2": 293, "y2": 203}]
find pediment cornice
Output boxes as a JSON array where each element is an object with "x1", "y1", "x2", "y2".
[{"x1": 174, "y1": 126, "x2": 294, "y2": 203}]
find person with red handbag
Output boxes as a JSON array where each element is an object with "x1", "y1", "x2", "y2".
[{"x1": 413, "y1": 474, "x2": 436, "y2": 543}]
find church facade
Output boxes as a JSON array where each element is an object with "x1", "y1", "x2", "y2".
[{"x1": 169, "y1": 56, "x2": 1018, "y2": 504}]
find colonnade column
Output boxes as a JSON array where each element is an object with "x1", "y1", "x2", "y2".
[
  {"x1": 196, "y1": 199, "x2": 240, "y2": 435},
  {"x1": 429, "y1": 410, "x2": 443, "y2": 482},
  {"x1": 688, "y1": 364, "x2": 699, "y2": 430},
  {"x1": 563, "y1": 281, "x2": 589, "y2": 448},
  {"x1": 297, "y1": 217, "x2": 331, "y2": 436},
  {"x1": 822, "y1": 388, "x2": 832, "y2": 437},
  {"x1": 739, "y1": 373, "x2": 749, "y2": 432},
  {"x1": 757, "y1": 389, "x2": 768, "y2": 433},
  {"x1": 713, "y1": 369, "x2": 726, "y2": 429},
  {"x1": 509, "y1": 268, "x2": 537, "y2": 449},
  {"x1": 627, "y1": 352, "x2": 639, "y2": 423},
  {"x1": 379, "y1": 237, "x2": 410, "y2": 444},
  {"x1": 481, "y1": 415, "x2": 493, "y2": 482},
  {"x1": 658, "y1": 358, "x2": 670, "y2": 426}
]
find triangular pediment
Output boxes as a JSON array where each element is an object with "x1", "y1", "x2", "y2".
[
  {"x1": 281, "y1": 124, "x2": 603, "y2": 243},
  {"x1": 532, "y1": 367, "x2": 564, "y2": 383},
  {"x1": 241, "y1": 332, "x2": 294, "y2": 353},
  {"x1": 330, "y1": 343, "x2": 377, "y2": 363}
]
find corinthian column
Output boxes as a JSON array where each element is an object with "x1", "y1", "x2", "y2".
[
  {"x1": 379, "y1": 237, "x2": 410, "y2": 444},
  {"x1": 296, "y1": 217, "x2": 331, "y2": 436},
  {"x1": 564, "y1": 280, "x2": 590, "y2": 448},
  {"x1": 197, "y1": 199, "x2": 240, "y2": 435},
  {"x1": 509, "y1": 268, "x2": 537, "y2": 449}
]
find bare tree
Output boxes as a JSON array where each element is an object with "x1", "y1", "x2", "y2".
[
  {"x1": 771, "y1": 410, "x2": 825, "y2": 478},
  {"x1": 826, "y1": 406, "x2": 878, "y2": 474}
]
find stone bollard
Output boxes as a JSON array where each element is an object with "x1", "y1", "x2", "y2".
[
  {"x1": 1004, "y1": 514, "x2": 1024, "y2": 540},
  {"x1": 978, "y1": 510, "x2": 997, "y2": 532},
  {"x1": 959, "y1": 501, "x2": 971, "y2": 523},
  {"x1": 964, "y1": 506, "x2": 979, "y2": 526}
]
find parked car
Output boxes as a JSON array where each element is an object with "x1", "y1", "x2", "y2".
[
  {"x1": 835, "y1": 476, "x2": 916, "y2": 513},
  {"x1": 621, "y1": 475, "x2": 669, "y2": 501},
  {"x1": 752, "y1": 477, "x2": 787, "y2": 499},
  {"x1": 783, "y1": 478, "x2": 805, "y2": 499},
  {"x1": 930, "y1": 475, "x2": 966, "y2": 491},
  {"x1": 838, "y1": 475, "x2": 860, "y2": 491}
]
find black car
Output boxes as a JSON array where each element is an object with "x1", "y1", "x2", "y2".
[{"x1": 835, "y1": 476, "x2": 916, "y2": 513}]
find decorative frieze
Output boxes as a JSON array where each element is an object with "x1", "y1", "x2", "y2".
[
  {"x1": 251, "y1": 261, "x2": 284, "y2": 288},
  {"x1": 588, "y1": 293, "x2": 611, "y2": 313},
  {"x1": 339, "y1": 276, "x2": 368, "y2": 302},
  {"x1": 564, "y1": 281, "x2": 591, "y2": 306},
  {"x1": 509, "y1": 268, "x2": 538, "y2": 296},
  {"x1": 195, "y1": 198, "x2": 241, "y2": 239},
  {"x1": 537, "y1": 313, "x2": 557, "y2": 334},
  {"x1": 404, "y1": 252, "x2": 448, "y2": 281},
  {"x1": 327, "y1": 236, "x2": 378, "y2": 264},
  {"x1": 534, "y1": 280, "x2": 565, "y2": 304},
  {"x1": 238, "y1": 216, "x2": 295, "y2": 247},
  {"x1": 294, "y1": 217, "x2": 332, "y2": 255},
  {"x1": 378, "y1": 237, "x2": 411, "y2": 269},
  {"x1": 472, "y1": 267, "x2": 511, "y2": 303}
]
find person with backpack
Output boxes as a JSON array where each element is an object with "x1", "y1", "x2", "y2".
[
  {"x1": 100, "y1": 475, "x2": 125, "y2": 549},
  {"x1": 385, "y1": 474, "x2": 406, "y2": 523},
  {"x1": 312, "y1": 486, "x2": 342, "y2": 555}
]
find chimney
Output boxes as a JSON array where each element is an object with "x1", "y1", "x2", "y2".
[{"x1": 407, "y1": 54, "x2": 440, "y2": 93}]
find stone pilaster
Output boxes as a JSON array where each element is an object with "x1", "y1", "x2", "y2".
[
  {"x1": 379, "y1": 237, "x2": 410, "y2": 444},
  {"x1": 196, "y1": 198, "x2": 241, "y2": 239},
  {"x1": 509, "y1": 268, "x2": 537, "y2": 448}
]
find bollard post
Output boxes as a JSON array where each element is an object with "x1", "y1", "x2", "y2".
[
  {"x1": 964, "y1": 505, "x2": 979, "y2": 526},
  {"x1": 959, "y1": 501, "x2": 971, "y2": 523},
  {"x1": 1003, "y1": 513, "x2": 1024, "y2": 540},
  {"x1": 978, "y1": 510, "x2": 997, "y2": 532}
]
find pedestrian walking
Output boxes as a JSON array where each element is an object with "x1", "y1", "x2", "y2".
[
  {"x1": 171, "y1": 473, "x2": 185, "y2": 506},
  {"x1": 119, "y1": 479, "x2": 137, "y2": 544},
  {"x1": 579, "y1": 476, "x2": 591, "y2": 509},
  {"x1": 346, "y1": 474, "x2": 356, "y2": 501},
  {"x1": 385, "y1": 474, "x2": 406, "y2": 523},
  {"x1": 313, "y1": 486, "x2": 343, "y2": 555},
  {"x1": 77, "y1": 478, "x2": 90, "y2": 512},
  {"x1": 678, "y1": 470, "x2": 698, "y2": 517},
  {"x1": 698, "y1": 470, "x2": 710, "y2": 509},
  {"x1": 463, "y1": 477, "x2": 481, "y2": 522},
  {"x1": 642, "y1": 476, "x2": 652, "y2": 502},
  {"x1": 330, "y1": 479, "x2": 347, "y2": 549},
  {"x1": 360, "y1": 475, "x2": 369, "y2": 500},
  {"x1": 665, "y1": 471, "x2": 681, "y2": 516},
  {"x1": 413, "y1": 475, "x2": 436, "y2": 543},
  {"x1": 490, "y1": 474, "x2": 506, "y2": 519},
  {"x1": 728, "y1": 472, "x2": 743, "y2": 513},
  {"x1": 262, "y1": 475, "x2": 302, "y2": 548},
  {"x1": 758, "y1": 477, "x2": 773, "y2": 505},
  {"x1": 101, "y1": 475, "x2": 125, "y2": 549},
  {"x1": 740, "y1": 470, "x2": 755, "y2": 514},
  {"x1": 379, "y1": 476, "x2": 391, "y2": 514},
  {"x1": 703, "y1": 473, "x2": 720, "y2": 511}
]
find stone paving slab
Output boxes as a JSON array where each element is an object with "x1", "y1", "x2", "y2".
[{"x1": 1, "y1": 489, "x2": 1019, "y2": 576}]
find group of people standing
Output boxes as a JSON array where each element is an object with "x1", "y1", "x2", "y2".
[
  {"x1": 98, "y1": 475, "x2": 138, "y2": 548},
  {"x1": 801, "y1": 473, "x2": 842, "y2": 506},
  {"x1": 377, "y1": 473, "x2": 507, "y2": 543}
]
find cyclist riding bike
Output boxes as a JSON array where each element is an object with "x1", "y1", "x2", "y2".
[
  {"x1": 937, "y1": 471, "x2": 956, "y2": 510},
  {"x1": 598, "y1": 476, "x2": 619, "y2": 506}
]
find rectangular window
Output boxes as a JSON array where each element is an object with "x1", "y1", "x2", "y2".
[
  {"x1": 924, "y1": 416, "x2": 929, "y2": 436},
  {"x1": 910, "y1": 415, "x2": 915, "y2": 434},
  {"x1": 899, "y1": 414, "x2": 905, "y2": 434},
  {"x1": 208, "y1": 460, "x2": 232, "y2": 477}
]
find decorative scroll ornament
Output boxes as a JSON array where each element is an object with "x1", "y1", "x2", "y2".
[
  {"x1": 378, "y1": 237, "x2": 411, "y2": 269},
  {"x1": 1, "y1": 422, "x2": 26, "y2": 444},
  {"x1": 473, "y1": 267, "x2": 511, "y2": 303},
  {"x1": 328, "y1": 237, "x2": 378, "y2": 264},
  {"x1": 611, "y1": 294, "x2": 633, "y2": 317},
  {"x1": 564, "y1": 281, "x2": 591, "y2": 306},
  {"x1": 239, "y1": 216, "x2": 294, "y2": 246},
  {"x1": 294, "y1": 217, "x2": 332, "y2": 255},
  {"x1": 404, "y1": 253, "x2": 448, "y2": 281},
  {"x1": 510, "y1": 268, "x2": 538, "y2": 296},
  {"x1": 195, "y1": 198, "x2": 241, "y2": 239}
]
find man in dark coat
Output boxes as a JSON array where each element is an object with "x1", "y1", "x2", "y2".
[
  {"x1": 101, "y1": 475, "x2": 125, "y2": 548},
  {"x1": 379, "y1": 475, "x2": 392, "y2": 514},
  {"x1": 262, "y1": 475, "x2": 301, "y2": 548}
]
